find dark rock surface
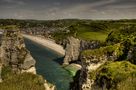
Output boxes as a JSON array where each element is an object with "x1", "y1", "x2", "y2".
[{"x1": 80, "y1": 40, "x2": 100, "y2": 51}]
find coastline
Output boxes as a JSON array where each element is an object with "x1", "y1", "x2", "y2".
[{"x1": 23, "y1": 34, "x2": 65, "y2": 56}]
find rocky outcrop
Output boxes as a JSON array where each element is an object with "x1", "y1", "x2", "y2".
[
  {"x1": 71, "y1": 43, "x2": 124, "y2": 90},
  {"x1": 0, "y1": 28, "x2": 55, "y2": 90},
  {"x1": 0, "y1": 29, "x2": 36, "y2": 74},
  {"x1": 63, "y1": 37, "x2": 80, "y2": 64},
  {"x1": 79, "y1": 59, "x2": 106, "y2": 90},
  {"x1": 63, "y1": 38, "x2": 101, "y2": 65},
  {"x1": 75, "y1": 55, "x2": 107, "y2": 90}
]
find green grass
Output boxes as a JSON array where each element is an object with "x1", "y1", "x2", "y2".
[
  {"x1": 98, "y1": 61, "x2": 136, "y2": 79},
  {"x1": 64, "y1": 64, "x2": 81, "y2": 77},
  {"x1": 77, "y1": 31, "x2": 108, "y2": 41},
  {"x1": 91, "y1": 61, "x2": 136, "y2": 90},
  {"x1": 52, "y1": 22, "x2": 111, "y2": 42},
  {"x1": 81, "y1": 43, "x2": 124, "y2": 58},
  {"x1": 72, "y1": 23, "x2": 109, "y2": 41},
  {"x1": 48, "y1": 20, "x2": 136, "y2": 42},
  {"x1": 106, "y1": 25, "x2": 136, "y2": 44},
  {"x1": 0, "y1": 66, "x2": 45, "y2": 90}
]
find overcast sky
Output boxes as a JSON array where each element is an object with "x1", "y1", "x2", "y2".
[{"x1": 0, "y1": 0, "x2": 136, "y2": 20}]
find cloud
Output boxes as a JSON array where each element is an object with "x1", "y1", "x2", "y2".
[{"x1": 0, "y1": 0, "x2": 136, "y2": 20}]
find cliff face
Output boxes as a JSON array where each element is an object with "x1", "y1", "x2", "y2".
[
  {"x1": 63, "y1": 37, "x2": 105, "y2": 89},
  {"x1": 0, "y1": 29, "x2": 36, "y2": 74},
  {"x1": 79, "y1": 44, "x2": 123, "y2": 90},
  {"x1": 63, "y1": 37, "x2": 101, "y2": 65},
  {"x1": 63, "y1": 37, "x2": 80, "y2": 64},
  {"x1": 0, "y1": 28, "x2": 55, "y2": 90}
]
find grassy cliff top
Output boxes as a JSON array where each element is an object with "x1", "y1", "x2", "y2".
[
  {"x1": 106, "y1": 25, "x2": 136, "y2": 44},
  {"x1": 51, "y1": 21, "x2": 136, "y2": 42},
  {"x1": 81, "y1": 43, "x2": 124, "y2": 58},
  {"x1": 97, "y1": 61, "x2": 136, "y2": 79},
  {"x1": 0, "y1": 66, "x2": 45, "y2": 90},
  {"x1": 90, "y1": 61, "x2": 136, "y2": 90}
]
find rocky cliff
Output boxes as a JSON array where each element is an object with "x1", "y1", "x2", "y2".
[
  {"x1": 78, "y1": 44, "x2": 124, "y2": 90},
  {"x1": 63, "y1": 37, "x2": 101, "y2": 65},
  {"x1": 0, "y1": 27, "x2": 55, "y2": 90},
  {"x1": 72, "y1": 41, "x2": 136, "y2": 90},
  {"x1": 63, "y1": 37, "x2": 105, "y2": 89},
  {"x1": 0, "y1": 29, "x2": 36, "y2": 74},
  {"x1": 20, "y1": 25, "x2": 136, "y2": 90},
  {"x1": 63, "y1": 37, "x2": 80, "y2": 65}
]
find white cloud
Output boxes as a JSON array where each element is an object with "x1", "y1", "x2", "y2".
[{"x1": 0, "y1": 0, "x2": 136, "y2": 20}]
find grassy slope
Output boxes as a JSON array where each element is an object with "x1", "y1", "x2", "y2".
[
  {"x1": 93, "y1": 61, "x2": 136, "y2": 90},
  {"x1": 81, "y1": 24, "x2": 136, "y2": 89},
  {"x1": 0, "y1": 66, "x2": 45, "y2": 90},
  {"x1": 74, "y1": 23, "x2": 109, "y2": 41},
  {"x1": 51, "y1": 21, "x2": 135, "y2": 42}
]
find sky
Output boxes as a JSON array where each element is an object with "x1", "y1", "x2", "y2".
[{"x1": 0, "y1": 0, "x2": 136, "y2": 20}]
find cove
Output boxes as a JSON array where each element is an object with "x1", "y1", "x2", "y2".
[{"x1": 24, "y1": 38, "x2": 73, "y2": 90}]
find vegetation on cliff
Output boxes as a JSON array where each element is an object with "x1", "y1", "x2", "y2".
[
  {"x1": 0, "y1": 27, "x2": 47, "y2": 90},
  {"x1": 1, "y1": 19, "x2": 136, "y2": 90},
  {"x1": 106, "y1": 25, "x2": 136, "y2": 45},
  {"x1": 80, "y1": 25, "x2": 136, "y2": 90},
  {"x1": 90, "y1": 61, "x2": 136, "y2": 90},
  {"x1": 0, "y1": 66, "x2": 45, "y2": 90},
  {"x1": 81, "y1": 43, "x2": 124, "y2": 59}
]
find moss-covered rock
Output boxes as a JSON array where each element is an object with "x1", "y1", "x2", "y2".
[{"x1": 64, "y1": 64, "x2": 82, "y2": 77}]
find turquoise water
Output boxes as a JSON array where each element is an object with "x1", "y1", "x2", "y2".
[{"x1": 24, "y1": 39, "x2": 73, "y2": 90}]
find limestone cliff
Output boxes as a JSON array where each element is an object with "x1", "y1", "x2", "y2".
[
  {"x1": 63, "y1": 37, "x2": 100, "y2": 65},
  {"x1": 63, "y1": 37, "x2": 80, "y2": 65},
  {"x1": 0, "y1": 29, "x2": 36, "y2": 74},
  {"x1": 71, "y1": 43, "x2": 131, "y2": 90},
  {"x1": 0, "y1": 28, "x2": 55, "y2": 90}
]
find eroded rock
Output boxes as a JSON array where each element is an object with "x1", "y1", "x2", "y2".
[{"x1": 63, "y1": 37, "x2": 80, "y2": 64}]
